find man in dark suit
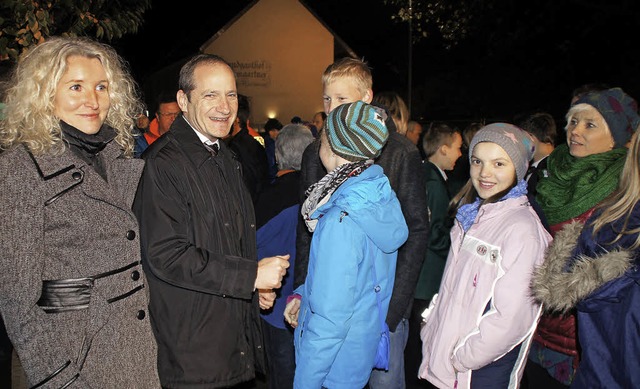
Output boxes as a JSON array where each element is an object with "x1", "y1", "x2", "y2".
[
  {"x1": 134, "y1": 54, "x2": 289, "y2": 388},
  {"x1": 519, "y1": 112, "x2": 557, "y2": 197}
]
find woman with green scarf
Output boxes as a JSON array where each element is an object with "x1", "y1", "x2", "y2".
[{"x1": 526, "y1": 87, "x2": 640, "y2": 387}]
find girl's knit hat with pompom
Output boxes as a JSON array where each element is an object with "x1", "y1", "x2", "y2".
[{"x1": 469, "y1": 123, "x2": 536, "y2": 181}]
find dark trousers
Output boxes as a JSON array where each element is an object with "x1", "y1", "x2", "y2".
[
  {"x1": 404, "y1": 299, "x2": 437, "y2": 389},
  {"x1": 0, "y1": 316, "x2": 12, "y2": 388},
  {"x1": 262, "y1": 319, "x2": 295, "y2": 389},
  {"x1": 470, "y1": 343, "x2": 522, "y2": 389},
  {"x1": 520, "y1": 359, "x2": 569, "y2": 389}
]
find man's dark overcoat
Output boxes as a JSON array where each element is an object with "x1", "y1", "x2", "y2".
[{"x1": 135, "y1": 116, "x2": 264, "y2": 388}]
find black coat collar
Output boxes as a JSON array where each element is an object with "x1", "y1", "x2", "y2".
[{"x1": 168, "y1": 116, "x2": 236, "y2": 168}]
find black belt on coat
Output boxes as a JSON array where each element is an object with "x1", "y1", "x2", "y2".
[{"x1": 36, "y1": 261, "x2": 143, "y2": 313}]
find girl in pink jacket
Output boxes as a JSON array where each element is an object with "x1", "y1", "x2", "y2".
[{"x1": 419, "y1": 123, "x2": 552, "y2": 389}]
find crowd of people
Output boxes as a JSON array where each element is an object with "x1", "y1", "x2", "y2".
[{"x1": 0, "y1": 35, "x2": 639, "y2": 389}]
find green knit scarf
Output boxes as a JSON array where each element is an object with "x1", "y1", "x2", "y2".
[{"x1": 536, "y1": 144, "x2": 627, "y2": 225}]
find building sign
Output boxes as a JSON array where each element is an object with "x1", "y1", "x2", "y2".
[{"x1": 229, "y1": 60, "x2": 271, "y2": 87}]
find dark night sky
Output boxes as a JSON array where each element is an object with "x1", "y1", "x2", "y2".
[{"x1": 114, "y1": 0, "x2": 640, "y2": 126}]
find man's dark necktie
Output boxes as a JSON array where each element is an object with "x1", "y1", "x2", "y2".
[
  {"x1": 204, "y1": 142, "x2": 219, "y2": 156},
  {"x1": 526, "y1": 164, "x2": 536, "y2": 180}
]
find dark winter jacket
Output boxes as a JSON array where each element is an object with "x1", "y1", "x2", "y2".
[
  {"x1": 134, "y1": 116, "x2": 264, "y2": 388},
  {"x1": 255, "y1": 171, "x2": 300, "y2": 329},
  {"x1": 532, "y1": 206, "x2": 640, "y2": 388},
  {"x1": 294, "y1": 117, "x2": 428, "y2": 330},
  {"x1": 227, "y1": 127, "x2": 269, "y2": 202},
  {"x1": 415, "y1": 161, "x2": 453, "y2": 301}
]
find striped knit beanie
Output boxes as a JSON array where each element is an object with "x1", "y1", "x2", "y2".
[
  {"x1": 326, "y1": 101, "x2": 389, "y2": 161},
  {"x1": 469, "y1": 123, "x2": 536, "y2": 182}
]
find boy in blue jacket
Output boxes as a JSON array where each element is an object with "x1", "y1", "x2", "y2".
[{"x1": 285, "y1": 101, "x2": 408, "y2": 388}]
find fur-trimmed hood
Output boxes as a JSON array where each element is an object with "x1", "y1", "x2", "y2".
[{"x1": 531, "y1": 220, "x2": 635, "y2": 313}]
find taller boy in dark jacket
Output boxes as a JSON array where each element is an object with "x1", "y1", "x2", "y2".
[
  {"x1": 293, "y1": 57, "x2": 428, "y2": 388},
  {"x1": 405, "y1": 123, "x2": 462, "y2": 387}
]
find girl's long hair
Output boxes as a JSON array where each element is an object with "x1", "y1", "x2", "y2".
[
  {"x1": 448, "y1": 142, "x2": 518, "y2": 219},
  {"x1": 448, "y1": 177, "x2": 517, "y2": 220},
  {"x1": 590, "y1": 130, "x2": 640, "y2": 249}
]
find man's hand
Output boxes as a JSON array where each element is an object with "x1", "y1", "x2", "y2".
[
  {"x1": 255, "y1": 254, "x2": 290, "y2": 290},
  {"x1": 284, "y1": 298, "x2": 301, "y2": 328},
  {"x1": 258, "y1": 289, "x2": 276, "y2": 310}
]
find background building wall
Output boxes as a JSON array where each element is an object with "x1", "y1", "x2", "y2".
[{"x1": 201, "y1": 0, "x2": 333, "y2": 127}]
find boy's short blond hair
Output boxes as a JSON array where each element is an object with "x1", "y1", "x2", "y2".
[{"x1": 322, "y1": 57, "x2": 373, "y2": 96}]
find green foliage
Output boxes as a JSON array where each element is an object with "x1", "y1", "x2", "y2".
[
  {"x1": 383, "y1": 0, "x2": 478, "y2": 48},
  {"x1": 0, "y1": 0, "x2": 151, "y2": 62}
]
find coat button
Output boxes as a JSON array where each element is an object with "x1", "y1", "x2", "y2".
[
  {"x1": 136, "y1": 310, "x2": 146, "y2": 320},
  {"x1": 72, "y1": 172, "x2": 82, "y2": 180},
  {"x1": 126, "y1": 230, "x2": 136, "y2": 240},
  {"x1": 131, "y1": 270, "x2": 140, "y2": 281}
]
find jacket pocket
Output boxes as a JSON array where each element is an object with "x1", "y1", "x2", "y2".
[
  {"x1": 295, "y1": 306, "x2": 309, "y2": 350},
  {"x1": 36, "y1": 278, "x2": 94, "y2": 314},
  {"x1": 30, "y1": 360, "x2": 79, "y2": 389}
]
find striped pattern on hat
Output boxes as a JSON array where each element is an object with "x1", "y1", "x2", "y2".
[{"x1": 326, "y1": 101, "x2": 389, "y2": 161}]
